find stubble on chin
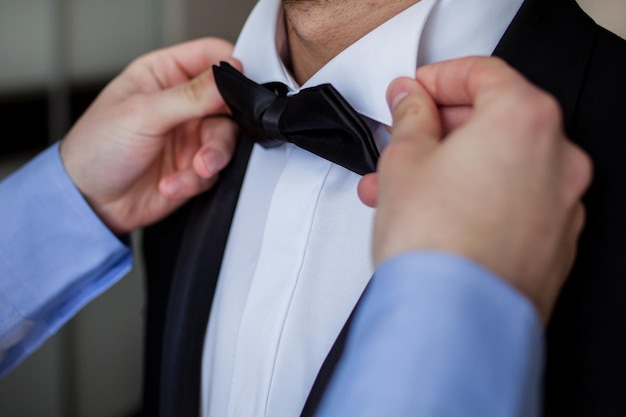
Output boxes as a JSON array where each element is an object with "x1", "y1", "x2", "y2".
[
  {"x1": 282, "y1": 0, "x2": 331, "y2": 9},
  {"x1": 282, "y1": 0, "x2": 325, "y2": 3}
]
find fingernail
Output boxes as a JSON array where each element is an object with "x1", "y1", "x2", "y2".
[
  {"x1": 203, "y1": 152, "x2": 224, "y2": 177},
  {"x1": 165, "y1": 180, "x2": 180, "y2": 198},
  {"x1": 390, "y1": 91, "x2": 409, "y2": 111}
]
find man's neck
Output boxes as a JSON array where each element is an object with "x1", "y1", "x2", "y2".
[{"x1": 283, "y1": 0, "x2": 421, "y2": 85}]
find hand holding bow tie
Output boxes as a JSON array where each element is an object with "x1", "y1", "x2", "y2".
[
  {"x1": 60, "y1": 38, "x2": 242, "y2": 235},
  {"x1": 361, "y1": 57, "x2": 592, "y2": 324}
]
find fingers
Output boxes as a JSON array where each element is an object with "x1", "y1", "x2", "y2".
[
  {"x1": 439, "y1": 106, "x2": 472, "y2": 135},
  {"x1": 384, "y1": 77, "x2": 442, "y2": 160},
  {"x1": 357, "y1": 174, "x2": 379, "y2": 207},
  {"x1": 135, "y1": 38, "x2": 240, "y2": 86},
  {"x1": 192, "y1": 118, "x2": 239, "y2": 178},
  {"x1": 359, "y1": 77, "x2": 441, "y2": 211},
  {"x1": 387, "y1": 105, "x2": 471, "y2": 140},
  {"x1": 415, "y1": 57, "x2": 527, "y2": 109},
  {"x1": 159, "y1": 117, "x2": 238, "y2": 200},
  {"x1": 120, "y1": 37, "x2": 243, "y2": 135},
  {"x1": 159, "y1": 167, "x2": 218, "y2": 200},
  {"x1": 135, "y1": 66, "x2": 235, "y2": 134}
]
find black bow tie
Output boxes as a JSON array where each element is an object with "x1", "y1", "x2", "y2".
[{"x1": 212, "y1": 61, "x2": 379, "y2": 175}]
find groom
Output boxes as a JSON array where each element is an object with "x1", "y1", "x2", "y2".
[{"x1": 143, "y1": 0, "x2": 626, "y2": 416}]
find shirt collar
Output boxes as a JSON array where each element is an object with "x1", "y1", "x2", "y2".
[{"x1": 234, "y1": 0, "x2": 523, "y2": 126}]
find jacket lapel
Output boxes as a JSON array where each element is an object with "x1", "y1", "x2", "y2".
[
  {"x1": 493, "y1": 0, "x2": 597, "y2": 133},
  {"x1": 158, "y1": 138, "x2": 254, "y2": 417},
  {"x1": 475, "y1": 2, "x2": 613, "y2": 416}
]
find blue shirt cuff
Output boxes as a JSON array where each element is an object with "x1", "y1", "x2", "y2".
[
  {"x1": 0, "y1": 143, "x2": 132, "y2": 377},
  {"x1": 317, "y1": 251, "x2": 543, "y2": 417}
]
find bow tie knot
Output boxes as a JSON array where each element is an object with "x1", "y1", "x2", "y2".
[
  {"x1": 212, "y1": 61, "x2": 379, "y2": 175},
  {"x1": 261, "y1": 92, "x2": 290, "y2": 144}
]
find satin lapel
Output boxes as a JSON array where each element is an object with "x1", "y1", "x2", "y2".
[
  {"x1": 158, "y1": 138, "x2": 254, "y2": 417},
  {"x1": 493, "y1": 0, "x2": 598, "y2": 133}
]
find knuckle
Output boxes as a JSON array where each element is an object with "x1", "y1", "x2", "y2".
[
  {"x1": 124, "y1": 55, "x2": 146, "y2": 76},
  {"x1": 488, "y1": 56, "x2": 508, "y2": 68},
  {"x1": 469, "y1": 57, "x2": 515, "y2": 91},
  {"x1": 183, "y1": 77, "x2": 205, "y2": 105},
  {"x1": 534, "y1": 93, "x2": 562, "y2": 125},
  {"x1": 510, "y1": 88, "x2": 563, "y2": 139},
  {"x1": 478, "y1": 57, "x2": 510, "y2": 78},
  {"x1": 519, "y1": 88, "x2": 562, "y2": 126},
  {"x1": 182, "y1": 76, "x2": 207, "y2": 108},
  {"x1": 204, "y1": 117, "x2": 239, "y2": 148}
]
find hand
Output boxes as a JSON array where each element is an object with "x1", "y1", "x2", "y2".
[
  {"x1": 60, "y1": 38, "x2": 241, "y2": 235},
  {"x1": 359, "y1": 57, "x2": 592, "y2": 323}
]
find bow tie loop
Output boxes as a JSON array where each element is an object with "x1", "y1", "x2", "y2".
[
  {"x1": 213, "y1": 61, "x2": 379, "y2": 175},
  {"x1": 262, "y1": 94, "x2": 290, "y2": 144}
]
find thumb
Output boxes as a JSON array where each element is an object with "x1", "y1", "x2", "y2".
[
  {"x1": 357, "y1": 173, "x2": 379, "y2": 207},
  {"x1": 386, "y1": 77, "x2": 442, "y2": 160},
  {"x1": 138, "y1": 61, "x2": 239, "y2": 133}
]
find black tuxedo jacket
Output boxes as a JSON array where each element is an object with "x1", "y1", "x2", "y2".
[{"x1": 142, "y1": 0, "x2": 626, "y2": 415}]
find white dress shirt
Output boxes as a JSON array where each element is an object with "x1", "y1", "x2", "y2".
[{"x1": 201, "y1": 0, "x2": 524, "y2": 416}]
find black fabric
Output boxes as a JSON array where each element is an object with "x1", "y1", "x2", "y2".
[
  {"x1": 143, "y1": 138, "x2": 253, "y2": 417},
  {"x1": 493, "y1": 1, "x2": 626, "y2": 416},
  {"x1": 213, "y1": 61, "x2": 379, "y2": 175},
  {"x1": 142, "y1": 1, "x2": 626, "y2": 416},
  {"x1": 142, "y1": 202, "x2": 195, "y2": 417}
]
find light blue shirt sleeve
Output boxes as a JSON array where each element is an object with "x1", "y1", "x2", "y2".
[
  {"x1": 0, "y1": 143, "x2": 132, "y2": 377},
  {"x1": 317, "y1": 251, "x2": 543, "y2": 417}
]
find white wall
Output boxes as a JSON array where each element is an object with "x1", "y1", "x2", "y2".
[
  {"x1": 0, "y1": 0, "x2": 188, "y2": 94},
  {"x1": 0, "y1": 1, "x2": 51, "y2": 93},
  {"x1": 0, "y1": 0, "x2": 257, "y2": 95}
]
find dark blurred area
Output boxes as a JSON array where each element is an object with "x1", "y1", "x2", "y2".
[{"x1": 0, "y1": 83, "x2": 106, "y2": 155}]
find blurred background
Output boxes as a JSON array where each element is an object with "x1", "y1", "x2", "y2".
[{"x1": 0, "y1": 1, "x2": 624, "y2": 416}]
